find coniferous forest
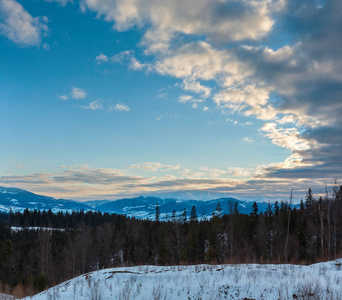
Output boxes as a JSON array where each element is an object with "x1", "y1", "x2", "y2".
[{"x1": 0, "y1": 186, "x2": 342, "y2": 297}]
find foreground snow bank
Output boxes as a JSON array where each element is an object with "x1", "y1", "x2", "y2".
[
  {"x1": 26, "y1": 259, "x2": 342, "y2": 300},
  {"x1": 0, "y1": 293, "x2": 15, "y2": 300}
]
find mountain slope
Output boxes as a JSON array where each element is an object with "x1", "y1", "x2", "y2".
[
  {"x1": 95, "y1": 196, "x2": 271, "y2": 219},
  {"x1": 0, "y1": 187, "x2": 91, "y2": 213},
  {"x1": 0, "y1": 186, "x2": 288, "y2": 219}
]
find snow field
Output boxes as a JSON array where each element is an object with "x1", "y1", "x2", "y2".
[
  {"x1": 25, "y1": 259, "x2": 342, "y2": 300},
  {"x1": 0, "y1": 294, "x2": 15, "y2": 300}
]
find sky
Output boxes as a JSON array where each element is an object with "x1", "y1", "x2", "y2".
[{"x1": 0, "y1": 0, "x2": 341, "y2": 202}]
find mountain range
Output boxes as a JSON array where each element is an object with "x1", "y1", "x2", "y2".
[{"x1": 0, "y1": 186, "x2": 290, "y2": 220}]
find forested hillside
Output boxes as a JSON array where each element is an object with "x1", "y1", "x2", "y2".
[{"x1": 0, "y1": 187, "x2": 341, "y2": 298}]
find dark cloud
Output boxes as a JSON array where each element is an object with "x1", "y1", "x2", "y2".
[
  {"x1": 0, "y1": 173, "x2": 51, "y2": 185},
  {"x1": 131, "y1": 178, "x2": 231, "y2": 189},
  {"x1": 223, "y1": 0, "x2": 342, "y2": 185},
  {"x1": 302, "y1": 127, "x2": 342, "y2": 144},
  {"x1": 52, "y1": 169, "x2": 146, "y2": 185},
  {"x1": 231, "y1": 0, "x2": 341, "y2": 113}
]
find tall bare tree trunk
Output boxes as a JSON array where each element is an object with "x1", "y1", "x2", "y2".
[
  {"x1": 284, "y1": 189, "x2": 293, "y2": 262},
  {"x1": 67, "y1": 232, "x2": 75, "y2": 277},
  {"x1": 228, "y1": 200, "x2": 234, "y2": 261},
  {"x1": 325, "y1": 184, "x2": 331, "y2": 260},
  {"x1": 318, "y1": 200, "x2": 324, "y2": 256},
  {"x1": 332, "y1": 178, "x2": 339, "y2": 258}
]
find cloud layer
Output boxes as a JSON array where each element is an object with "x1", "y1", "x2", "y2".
[
  {"x1": 0, "y1": 0, "x2": 48, "y2": 46},
  {"x1": 2, "y1": 0, "x2": 341, "y2": 201},
  {"x1": 0, "y1": 163, "x2": 334, "y2": 201},
  {"x1": 89, "y1": 0, "x2": 342, "y2": 188}
]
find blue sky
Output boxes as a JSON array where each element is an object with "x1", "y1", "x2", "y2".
[{"x1": 1, "y1": 0, "x2": 341, "y2": 201}]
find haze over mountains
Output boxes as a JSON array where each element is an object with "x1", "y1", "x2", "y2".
[{"x1": 0, "y1": 186, "x2": 282, "y2": 219}]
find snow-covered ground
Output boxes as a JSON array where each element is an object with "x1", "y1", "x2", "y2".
[
  {"x1": 0, "y1": 293, "x2": 15, "y2": 300},
  {"x1": 23, "y1": 259, "x2": 342, "y2": 300},
  {"x1": 10, "y1": 227, "x2": 65, "y2": 233}
]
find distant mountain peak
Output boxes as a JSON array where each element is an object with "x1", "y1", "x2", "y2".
[{"x1": 0, "y1": 186, "x2": 297, "y2": 219}]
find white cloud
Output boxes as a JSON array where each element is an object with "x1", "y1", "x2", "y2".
[
  {"x1": 181, "y1": 168, "x2": 206, "y2": 179},
  {"x1": 180, "y1": 167, "x2": 226, "y2": 179},
  {"x1": 226, "y1": 118, "x2": 238, "y2": 125},
  {"x1": 156, "y1": 113, "x2": 167, "y2": 121},
  {"x1": 228, "y1": 167, "x2": 252, "y2": 178},
  {"x1": 200, "y1": 167, "x2": 226, "y2": 178},
  {"x1": 45, "y1": 0, "x2": 73, "y2": 6},
  {"x1": 214, "y1": 85, "x2": 276, "y2": 120},
  {"x1": 71, "y1": 87, "x2": 87, "y2": 100},
  {"x1": 155, "y1": 112, "x2": 177, "y2": 121},
  {"x1": 129, "y1": 56, "x2": 151, "y2": 71},
  {"x1": 226, "y1": 119, "x2": 253, "y2": 126},
  {"x1": 110, "y1": 103, "x2": 130, "y2": 111},
  {"x1": 178, "y1": 95, "x2": 193, "y2": 103},
  {"x1": 95, "y1": 53, "x2": 108, "y2": 63},
  {"x1": 110, "y1": 50, "x2": 132, "y2": 63},
  {"x1": 129, "y1": 162, "x2": 180, "y2": 172},
  {"x1": 242, "y1": 137, "x2": 254, "y2": 143},
  {"x1": 155, "y1": 41, "x2": 229, "y2": 80},
  {"x1": 260, "y1": 123, "x2": 310, "y2": 151},
  {"x1": 182, "y1": 79, "x2": 211, "y2": 98},
  {"x1": 97, "y1": 50, "x2": 152, "y2": 72},
  {"x1": 276, "y1": 115, "x2": 297, "y2": 125},
  {"x1": 0, "y1": 0, "x2": 48, "y2": 46},
  {"x1": 141, "y1": 29, "x2": 173, "y2": 54},
  {"x1": 157, "y1": 92, "x2": 167, "y2": 98},
  {"x1": 178, "y1": 95, "x2": 204, "y2": 104},
  {"x1": 81, "y1": 100, "x2": 103, "y2": 111},
  {"x1": 81, "y1": 0, "x2": 279, "y2": 47},
  {"x1": 59, "y1": 95, "x2": 68, "y2": 101}
]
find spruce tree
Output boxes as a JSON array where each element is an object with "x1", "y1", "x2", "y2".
[
  {"x1": 171, "y1": 209, "x2": 176, "y2": 222},
  {"x1": 190, "y1": 206, "x2": 197, "y2": 222},
  {"x1": 251, "y1": 202, "x2": 258, "y2": 217},
  {"x1": 305, "y1": 188, "x2": 314, "y2": 208},
  {"x1": 155, "y1": 202, "x2": 160, "y2": 222},
  {"x1": 212, "y1": 203, "x2": 223, "y2": 218}
]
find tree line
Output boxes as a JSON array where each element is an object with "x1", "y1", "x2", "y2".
[{"x1": 0, "y1": 184, "x2": 341, "y2": 297}]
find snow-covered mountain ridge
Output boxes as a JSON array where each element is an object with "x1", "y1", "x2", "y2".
[
  {"x1": 0, "y1": 186, "x2": 294, "y2": 219},
  {"x1": 0, "y1": 187, "x2": 90, "y2": 214}
]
